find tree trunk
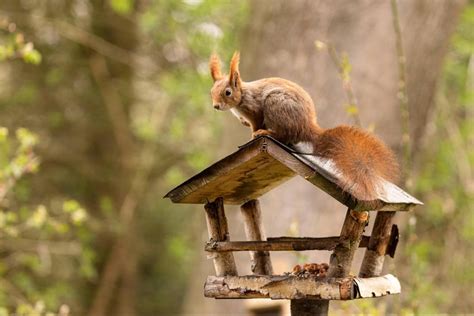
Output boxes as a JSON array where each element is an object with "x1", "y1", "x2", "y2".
[{"x1": 88, "y1": 2, "x2": 140, "y2": 316}]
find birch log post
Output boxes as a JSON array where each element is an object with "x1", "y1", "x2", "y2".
[
  {"x1": 328, "y1": 209, "x2": 369, "y2": 277},
  {"x1": 204, "y1": 197, "x2": 238, "y2": 276},
  {"x1": 240, "y1": 199, "x2": 273, "y2": 275},
  {"x1": 291, "y1": 208, "x2": 369, "y2": 316},
  {"x1": 359, "y1": 211, "x2": 395, "y2": 277}
]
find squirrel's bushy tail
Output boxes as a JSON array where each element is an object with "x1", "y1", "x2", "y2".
[{"x1": 312, "y1": 125, "x2": 400, "y2": 201}]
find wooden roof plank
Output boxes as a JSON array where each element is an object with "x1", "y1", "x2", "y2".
[
  {"x1": 164, "y1": 137, "x2": 296, "y2": 204},
  {"x1": 164, "y1": 136, "x2": 423, "y2": 211}
]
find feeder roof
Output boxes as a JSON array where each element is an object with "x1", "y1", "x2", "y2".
[{"x1": 164, "y1": 136, "x2": 422, "y2": 212}]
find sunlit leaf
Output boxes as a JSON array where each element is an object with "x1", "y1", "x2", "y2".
[
  {"x1": 109, "y1": 0, "x2": 134, "y2": 14},
  {"x1": 26, "y1": 205, "x2": 47, "y2": 228},
  {"x1": 62, "y1": 200, "x2": 80, "y2": 213},
  {"x1": 344, "y1": 104, "x2": 358, "y2": 115},
  {"x1": 22, "y1": 49, "x2": 41, "y2": 65},
  {"x1": 0, "y1": 127, "x2": 8, "y2": 142}
]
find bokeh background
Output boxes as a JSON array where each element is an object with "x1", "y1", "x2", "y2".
[{"x1": 0, "y1": 0, "x2": 472, "y2": 315}]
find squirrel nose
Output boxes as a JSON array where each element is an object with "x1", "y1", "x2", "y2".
[{"x1": 213, "y1": 104, "x2": 220, "y2": 110}]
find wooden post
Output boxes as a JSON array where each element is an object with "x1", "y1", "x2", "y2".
[
  {"x1": 328, "y1": 209, "x2": 369, "y2": 277},
  {"x1": 204, "y1": 197, "x2": 238, "y2": 276},
  {"x1": 291, "y1": 208, "x2": 369, "y2": 316},
  {"x1": 240, "y1": 199, "x2": 273, "y2": 275},
  {"x1": 290, "y1": 209, "x2": 367, "y2": 316},
  {"x1": 359, "y1": 211, "x2": 395, "y2": 277}
]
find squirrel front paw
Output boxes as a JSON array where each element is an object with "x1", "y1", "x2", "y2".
[{"x1": 252, "y1": 129, "x2": 272, "y2": 139}]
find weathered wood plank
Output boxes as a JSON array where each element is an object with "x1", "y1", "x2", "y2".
[
  {"x1": 205, "y1": 236, "x2": 371, "y2": 252},
  {"x1": 204, "y1": 198, "x2": 237, "y2": 276},
  {"x1": 165, "y1": 138, "x2": 295, "y2": 204},
  {"x1": 165, "y1": 136, "x2": 423, "y2": 211},
  {"x1": 204, "y1": 274, "x2": 401, "y2": 300},
  {"x1": 240, "y1": 199, "x2": 273, "y2": 275}
]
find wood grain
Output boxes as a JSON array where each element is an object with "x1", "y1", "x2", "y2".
[
  {"x1": 204, "y1": 274, "x2": 401, "y2": 300},
  {"x1": 205, "y1": 236, "x2": 371, "y2": 252},
  {"x1": 327, "y1": 209, "x2": 369, "y2": 278},
  {"x1": 165, "y1": 136, "x2": 422, "y2": 211},
  {"x1": 204, "y1": 198, "x2": 238, "y2": 276},
  {"x1": 359, "y1": 211, "x2": 396, "y2": 278},
  {"x1": 240, "y1": 199, "x2": 273, "y2": 275}
]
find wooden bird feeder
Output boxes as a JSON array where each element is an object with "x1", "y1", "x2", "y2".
[{"x1": 165, "y1": 136, "x2": 422, "y2": 315}]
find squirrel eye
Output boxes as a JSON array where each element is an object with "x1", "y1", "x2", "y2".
[{"x1": 225, "y1": 88, "x2": 232, "y2": 97}]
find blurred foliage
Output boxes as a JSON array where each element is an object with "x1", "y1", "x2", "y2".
[
  {"x1": 323, "y1": 3, "x2": 474, "y2": 314},
  {"x1": 396, "y1": 2, "x2": 474, "y2": 313},
  {"x1": 0, "y1": 0, "x2": 247, "y2": 314},
  {"x1": 0, "y1": 18, "x2": 41, "y2": 64},
  {"x1": 0, "y1": 127, "x2": 91, "y2": 315}
]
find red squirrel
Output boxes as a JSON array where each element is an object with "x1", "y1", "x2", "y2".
[{"x1": 210, "y1": 52, "x2": 399, "y2": 201}]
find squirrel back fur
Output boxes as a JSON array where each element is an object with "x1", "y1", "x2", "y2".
[{"x1": 209, "y1": 52, "x2": 400, "y2": 201}]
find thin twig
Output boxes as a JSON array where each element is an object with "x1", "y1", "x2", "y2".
[
  {"x1": 57, "y1": 20, "x2": 151, "y2": 69},
  {"x1": 390, "y1": 0, "x2": 411, "y2": 184},
  {"x1": 316, "y1": 41, "x2": 362, "y2": 126}
]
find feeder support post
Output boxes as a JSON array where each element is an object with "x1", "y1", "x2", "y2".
[
  {"x1": 328, "y1": 209, "x2": 369, "y2": 277},
  {"x1": 292, "y1": 209, "x2": 369, "y2": 316},
  {"x1": 290, "y1": 209, "x2": 368, "y2": 316},
  {"x1": 359, "y1": 211, "x2": 396, "y2": 277},
  {"x1": 204, "y1": 197, "x2": 238, "y2": 276},
  {"x1": 240, "y1": 199, "x2": 273, "y2": 275}
]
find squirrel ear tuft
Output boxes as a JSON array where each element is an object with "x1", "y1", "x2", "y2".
[
  {"x1": 209, "y1": 53, "x2": 222, "y2": 82},
  {"x1": 229, "y1": 51, "x2": 241, "y2": 88}
]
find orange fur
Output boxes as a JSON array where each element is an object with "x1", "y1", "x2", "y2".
[
  {"x1": 229, "y1": 51, "x2": 240, "y2": 87},
  {"x1": 209, "y1": 53, "x2": 222, "y2": 82},
  {"x1": 312, "y1": 126, "x2": 400, "y2": 201},
  {"x1": 209, "y1": 52, "x2": 400, "y2": 201}
]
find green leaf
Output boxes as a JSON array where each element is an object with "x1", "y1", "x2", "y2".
[
  {"x1": 0, "y1": 44, "x2": 15, "y2": 61},
  {"x1": 0, "y1": 127, "x2": 8, "y2": 142},
  {"x1": 71, "y1": 207, "x2": 87, "y2": 225},
  {"x1": 0, "y1": 307, "x2": 8, "y2": 316},
  {"x1": 109, "y1": 0, "x2": 134, "y2": 14},
  {"x1": 26, "y1": 205, "x2": 47, "y2": 228},
  {"x1": 345, "y1": 104, "x2": 359, "y2": 115},
  {"x1": 16, "y1": 128, "x2": 38, "y2": 149},
  {"x1": 63, "y1": 200, "x2": 80, "y2": 213},
  {"x1": 22, "y1": 49, "x2": 42, "y2": 65}
]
